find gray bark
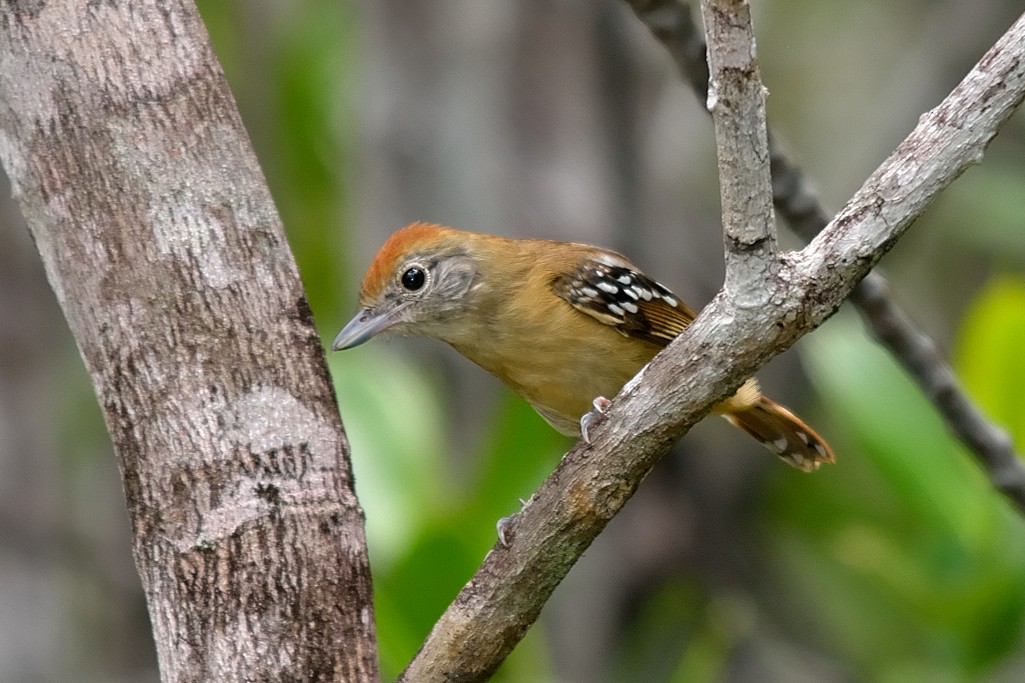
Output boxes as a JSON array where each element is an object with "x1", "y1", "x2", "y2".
[{"x1": 0, "y1": 2, "x2": 378, "y2": 681}]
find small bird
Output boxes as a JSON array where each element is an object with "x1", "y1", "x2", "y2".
[{"x1": 333, "y1": 222, "x2": 834, "y2": 471}]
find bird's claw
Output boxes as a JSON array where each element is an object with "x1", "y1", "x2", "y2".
[
  {"x1": 580, "y1": 396, "x2": 612, "y2": 443},
  {"x1": 496, "y1": 498, "x2": 529, "y2": 548},
  {"x1": 496, "y1": 515, "x2": 515, "y2": 547}
]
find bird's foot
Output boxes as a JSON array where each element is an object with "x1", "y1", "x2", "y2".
[
  {"x1": 496, "y1": 498, "x2": 529, "y2": 548},
  {"x1": 580, "y1": 396, "x2": 612, "y2": 444}
]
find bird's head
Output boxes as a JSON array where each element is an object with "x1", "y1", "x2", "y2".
[{"x1": 332, "y1": 223, "x2": 484, "y2": 350}]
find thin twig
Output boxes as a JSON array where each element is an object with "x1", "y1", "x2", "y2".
[
  {"x1": 700, "y1": 0, "x2": 779, "y2": 306},
  {"x1": 627, "y1": 0, "x2": 1025, "y2": 515}
]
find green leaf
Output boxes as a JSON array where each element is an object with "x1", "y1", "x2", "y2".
[
  {"x1": 763, "y1": 312, "x2": 1025, "y2": 679},
  {"x1": 328, "y1": 347, "x2": 448, "y2": 568},
  {"x1": 955, "y1": 275, "x2": 1025, "y2": 449}
]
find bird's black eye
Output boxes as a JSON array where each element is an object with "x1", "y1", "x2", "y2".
[{"x1": 401, "y1": 266, "x2": 427, "y2": 291}]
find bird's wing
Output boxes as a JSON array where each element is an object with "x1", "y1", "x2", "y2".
[{"x1": 550, "y1": 254, "x2": 696, "y2": 347}]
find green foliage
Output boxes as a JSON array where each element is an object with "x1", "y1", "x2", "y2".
[
  {"x1": 196, "y1": 1, "x2": 357, "y2": 319},
  {"x1": 766, "y1": 311, "x2": 1025, "y2": 681},
  {"x1": 957, "y1": 276, "x2": 1025, "y2": 448},
  {"x1": 615, "y1": 580, "x2": 742, "y2": 683},
  {"x1": 330, "y1": 347, "x2": 564, "y2": 679}
]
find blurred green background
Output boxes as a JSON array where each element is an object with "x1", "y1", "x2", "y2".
[{"x1": 1, "y1": 1, "x2": 1024, "y2": 681}]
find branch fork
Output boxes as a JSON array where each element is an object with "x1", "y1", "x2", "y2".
[{"x1": 399, "y1": 7, "x2": 1025, "y2": 681}]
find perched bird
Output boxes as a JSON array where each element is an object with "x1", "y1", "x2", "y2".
[{"x1": 333, "y1": 222, "x2": 834, "y2": 471}]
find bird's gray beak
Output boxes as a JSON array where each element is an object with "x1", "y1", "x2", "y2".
[{"x1": 332, "y1": 306, "x2": 405, "y2": 350}]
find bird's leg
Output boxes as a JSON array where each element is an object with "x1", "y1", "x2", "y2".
[{"x1": 580, "y1": 396, "x2": 612, "y2": 444}]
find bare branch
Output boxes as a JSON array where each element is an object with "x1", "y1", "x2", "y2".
[
  {"x1": 399, "y1": 11, "x2": 1025, "y2": 682},
  {"x1": 700, "y1": 0, "x2": 779, "y2": 305},
  {"x1": 631, "y1": 0, "x2": 1025, "y2": 515}
]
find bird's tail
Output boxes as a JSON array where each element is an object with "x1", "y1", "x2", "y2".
[{"x1": 724, "y1": 396, "x2": 835, "y2": 472}]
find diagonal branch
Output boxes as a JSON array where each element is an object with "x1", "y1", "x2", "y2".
[
  {"x1": 398, "y1": 10, "x2": 1025, "y2": 682},
  {"x1": 628, "y1": 0, "x2": 1025, "y2": 514}
]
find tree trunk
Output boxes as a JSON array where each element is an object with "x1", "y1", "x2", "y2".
[{"x1": 0, "y1": 2, "x2": 378, "y2": 681}]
